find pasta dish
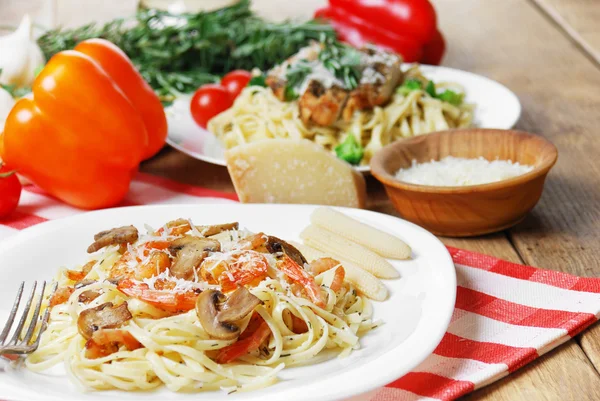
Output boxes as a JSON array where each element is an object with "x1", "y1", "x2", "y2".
[
  {"x1": 209, "y1": 40, "x2": 474, "y2": 166},
  {"x1": 25, "y1": 216, "x2": 381, "y2": 393}
]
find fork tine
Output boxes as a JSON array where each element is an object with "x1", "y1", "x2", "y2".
[
  {"x1": 0, "y1": 281, "x2": 25, "y2": 345},
  {"x1": 21, "y1": 281, "x2": 47, "y2": 346},
  {"x1": 8, "y1": 281, "x2": 37, "y2": 346},
  {"x1": 28, "y1": 282, "x2": 57, "y2": 351}
]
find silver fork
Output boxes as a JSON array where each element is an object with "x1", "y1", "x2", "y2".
[{"x1": 0, "y1": 281, "x2": 57, "y2": 356}]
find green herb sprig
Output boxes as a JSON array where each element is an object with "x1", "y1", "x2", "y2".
[
  {"x1": 317, "y1": 38, "x2": 361, "y2": 90},
  {"x1": 36, "y1": 0, "x2": 335, "y2": 102}
]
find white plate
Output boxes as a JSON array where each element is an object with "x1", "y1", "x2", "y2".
[
  {"x1": 0, "y1": 204, "x2": 456, "y2": 401},
  {"x1": 165, "y1": 64, "x2": 521, "y2": 173}
]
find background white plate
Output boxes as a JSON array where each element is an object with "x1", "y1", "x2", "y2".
[
  {"x1": 165, "y1": 64, "x2": 521, "y2": 173},
  {"x1": 0, "y1": 204, "x2": 456, "y2": 401}
]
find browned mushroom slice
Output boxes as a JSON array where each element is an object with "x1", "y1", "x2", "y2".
[
  {"x1": 195, "y1": 290, "x2": 240, "y2": 340},
  {"x1": 299, "y1": 81, "x2": 349, "y2": 127},
  {"x1": 199, "y1": 222, "x2": 239, "y2": 237},
  {"x1": 78, "y1": 290, "x2": 102, "y2": 304},
  {"x1": 87, "y1": 226, "x2": 138, "y2": 253},
  {"x1": 217, "y1": 287, "x2": 262, "y2": 323},
  {"x1": 77, "y1": 302, "x2": 133, "y2": 340},
  {"x1": 74, "y1": 279, "x2": 97, "y2": 289},
  {"x1": 264, "y1": 236, "x2": 307, "y2": 266},
  {"x1": 196, "y1": 288, "x2": 261, "y2": 340},
  {"x1": 169, "y1": 236, "x2": 221, "y2": 280}
]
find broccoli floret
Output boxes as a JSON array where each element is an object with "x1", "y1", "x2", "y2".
[
  {"x1": 397, "y1": 78, "x2": 423, "y2": 95},
  {"x1": 437, "y1": 89, "x2": 464, "y2": 106},
  {"x1": 334, "y1": 134, "x2": 364, "y2": 165}
]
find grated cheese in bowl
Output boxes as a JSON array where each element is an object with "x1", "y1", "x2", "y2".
[{"x1": 394, "y1": 156, "x2": 535, "y2": 187}]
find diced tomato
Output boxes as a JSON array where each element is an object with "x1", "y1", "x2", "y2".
[
  {"x1": 290, "y1": 314, "x2": 309, "y2": 334},
  {"x1": 215, "y1": 314, "x2": 272, "y2": 364}
]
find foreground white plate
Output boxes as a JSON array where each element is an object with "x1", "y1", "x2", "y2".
[
  {"x1": 165, "y1": 64, "x2": 521, "y2": 173},
  {"x1": 0, "y1": 204, "x2": 456, "y2": 401}
]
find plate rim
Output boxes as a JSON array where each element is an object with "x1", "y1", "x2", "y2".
[
  {"x1": 0, "y1": 203, "x2": 456, "y2": 401},
  {"x1": 165, "y1": 64, "x2": 521, "y2": 174}
]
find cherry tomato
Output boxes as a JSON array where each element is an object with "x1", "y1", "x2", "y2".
[
  {"x1": 190, "y1": 84, "x2": 233, "y2": 128},
  {"x1": 0, "y1": 164, "x2": 22, "y2": 218},
  {"x1": 221, "y1": 70, "x2": 252, "y2": 99}
]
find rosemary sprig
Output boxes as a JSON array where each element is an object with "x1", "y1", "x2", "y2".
[{"x1": 36, "y1": 0, "x2": 336, "y2": 102}]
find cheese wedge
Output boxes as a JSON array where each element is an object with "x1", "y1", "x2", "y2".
[{"x1": 225, "y1": 139, "x2": 366, "y2": 208}]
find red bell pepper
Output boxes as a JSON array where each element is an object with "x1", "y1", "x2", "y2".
[
  {"x1": 314, "y1": 7, "x2": 423, "y2": 62},
  {"x1": 421, "y1": 29, "x2": 446, "y2": 65},
  {"x1": 315, "y1": 0, "x2": 445, "y2": 65}
]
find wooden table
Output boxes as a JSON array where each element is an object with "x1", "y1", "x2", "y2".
[{"x1": 3, "y1": 0, "x2": 600, "y2": 399}]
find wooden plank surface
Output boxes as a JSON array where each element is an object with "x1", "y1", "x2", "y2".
[
  {"x1": 3, "y1": 0, "x2": 600, "y2": 399},
  {"x1": 529, "y1": 0, "x2": 600, "y2": 65}
]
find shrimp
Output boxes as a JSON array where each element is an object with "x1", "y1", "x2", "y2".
[
  {"x1": 277, "y1": 254, "x2": 325, "y2": 308},
  {"x1": 65, "y1": 260, "x2": 96, "y2": 282},
  {"x1": 49, "y1": 286, "x2": 74, "y2": 307},
  {"x1": 117, "y1": 279, "x2": 199, "y2": 313},
  {"x1": 84, "y1": 329, "x2": 143, "y2": 359},
  {"x1": 109, "y1": 250, "x2": 171, "y2": 281},
  {"x1": 308, "y1": 257, "x2": 346, "y2": 292},
  {"x1": 236, "y1": 233, "x2": 269, "y2": 252},
  {"x1": 200, "y1": 250, "x2": 269, "y2": 292}
]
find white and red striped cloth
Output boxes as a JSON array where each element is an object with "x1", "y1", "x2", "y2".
[{"x1": 2, "y1": 173, "x2": 599, "y2": 401}]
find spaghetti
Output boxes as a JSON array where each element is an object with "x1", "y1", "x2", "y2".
[
  {"x1": 25, "y1": 219, "x2": 377, "y2": 393},
  {"x1": 209, "y1": 64, "x2": 474, "y2": 165}
]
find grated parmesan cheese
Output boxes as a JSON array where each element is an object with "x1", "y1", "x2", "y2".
[
  {"x1": 394, "y1": 156, "x2": 535, "y2": 187},
  {"x1": 141, "y1": 269, "x2": 219, "y2": 292}
]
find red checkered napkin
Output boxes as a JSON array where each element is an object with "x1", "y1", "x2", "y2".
[{"x1": 2, "y1": 173, "x2": 599, "y2": 401}]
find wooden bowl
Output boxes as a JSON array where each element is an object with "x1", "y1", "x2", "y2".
[{"x1": 370, "y1": 129, "x2": 558, "y2": 237}]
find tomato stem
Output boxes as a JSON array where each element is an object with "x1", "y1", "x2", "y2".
[{"x1": 0, "y1": 170, "x2": 17, "y2": 178}]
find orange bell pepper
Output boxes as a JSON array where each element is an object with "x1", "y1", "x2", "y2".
[{"x1": 0, "y1": 39, "x2": 167, "y2": 209}]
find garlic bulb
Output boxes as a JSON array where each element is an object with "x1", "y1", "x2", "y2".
[
  {"x1": 0, "y1": 15, "x2": 45, "y2": 88},
  {"x1": 0, "y1": 87, "x2": 15, "y2": 133}
]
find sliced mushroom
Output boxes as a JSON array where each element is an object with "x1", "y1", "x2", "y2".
[
  {"x1": 87, "y1": 226, "x2": 138, "y2": 253},
  {"x1": 200, "y1": 222, "x2": 239, "y2": 237},
  {"x1": 78, "y1": 290, "x2": 101, "y2": 304},
  {"x1": 75, "y1": 279, "x2": 97, "y2": 289},
  {"x1": 217, "y1": 287, "x2": 262, "y2": 323},
  {"x1": 169, "y1": 236, "x2": 221, "y2": 280},
  {"x1": 264, "y1": 235, "x2": 307, "y2": 266},
  {"x1": 196, "y1": 288, "x2": 261, "y2": 340},
  {"x1": 77, "y1": 302, "x2": 133, "y2": 340},
  {"x1": 196, "y1": 290, "x2": 240, "y2": 340}
]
